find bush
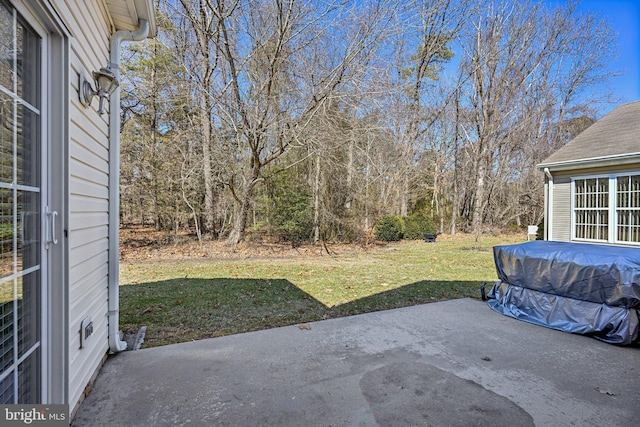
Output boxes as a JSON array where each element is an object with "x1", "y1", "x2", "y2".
[
  {"x1": 374, "y1": 215, "x2": 404, "y2": 241},
  {"x1": 271, "y1": 190, "x2": 313, "y2": 244},
  {"x1": 507, "y1": 223, "x2": 523, "y2": 233},
  {"x1": 403, "y1": 212, "x2": 437, "y2": 240},
  {"x1": 536, "y1": 218, "x2": 545, "y2": 240}
]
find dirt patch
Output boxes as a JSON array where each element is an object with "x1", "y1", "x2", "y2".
[
  {"x1": 460, "y1": 247, "x2": 490, "y2": 252},
  {"x1": 119, "y1": 226, "x2": 387, "y2": 262}
]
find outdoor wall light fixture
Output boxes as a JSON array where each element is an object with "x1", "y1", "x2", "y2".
[{"x1": 79, "y1": 67, "x2": 119, "y2": 115}]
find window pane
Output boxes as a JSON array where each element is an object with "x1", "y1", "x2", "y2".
[
  {"x1": 600, "y1": 179, "x2": 607, "y2": 207},
  {"x1": 615, "y1": 175, "x2": 640, "y2": 243},
  {"x1": 618, "y1": 189, "x2": 628, "y2": 208},
  {"x1": 17, "y1": 272, "x2": 38, "y2": 359},
  {"x1": 17, "y1": 350, "x2": 38, "y2": 403},
  {"x1": 16, "y1": 190, "x2": 39, "y2": 271},
  {"x1": 0, "y1": 188, "x2": 12, "y2": 278},
  {"x1": 617, "y1": 179, "x2": 625, "y2": 210},
  {"x1": 0, "y1": 1, "x2": 13, "y2": 92},
  {"x1": 16, "y1": 105, "x2": 39, "y2": 187},
  {"x1": 0, "y1": 365, "x2": 14, "y2": 404},
  {"x1": 574, "y1": 177, "x2": 608, "y2": 241},
  {"x1": 0, "y1": 93, "x2": 13, "y2": 183},
  {"x1": 15, "y1": 14, "x2": 39, "y2": 107},
  {"x1": 0, "y1": 278, "x2": 14, "y2": 374},
  {"x1": 575, "y1": 179, "x2": 583, "y2": 207}
]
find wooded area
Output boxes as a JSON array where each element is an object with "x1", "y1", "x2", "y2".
[{"x1": 119, "y1": 0, "x2": 615, "y2": 244}]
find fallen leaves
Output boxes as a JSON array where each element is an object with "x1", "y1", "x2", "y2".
[
  {"x1": 298, "y1": 323, "x2": 312, "y2": 330},
  {"x1": 120, "y1": 226, "x2": 371, "y2": 263},
  {"x1": 141, "y1": 304, "x2": 163, "y2": 315}
]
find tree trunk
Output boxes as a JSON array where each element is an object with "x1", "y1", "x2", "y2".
[
  {"x1": 472, "y1": 156, "x2": 487, "y2": 233},
  {"x1": 201, "y1": 103, "x2": 215, "y2": 234},
  {"x1": 450, "y1": 95, "x2": 460, "y2": 234},
  {"x1": 227, "y1": 160, "x2": 260, "y2": 245},
  {"x1": 313, "y1": 152, "x2": 321, "y2": 244},
  {"x1": 345, "y1": 131, "x2": 354, "y2": 210},
  {"x1": 400, "y1": 172, "x2": 409, "y2": 216}
]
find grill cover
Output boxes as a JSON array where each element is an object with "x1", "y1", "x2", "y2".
[{"x1": 487, "y1": 241, "x2": 640, "y2": 345}]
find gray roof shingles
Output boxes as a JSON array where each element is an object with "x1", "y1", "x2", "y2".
[{"x1": 539, "y1": 101, "x2": 640, "y2": 168}]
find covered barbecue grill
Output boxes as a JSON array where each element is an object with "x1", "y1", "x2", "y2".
[{"x1": 485, "y1": 240, "x2": 640, "y2": 345}]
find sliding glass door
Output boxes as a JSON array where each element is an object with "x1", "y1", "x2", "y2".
[{"x1": 0, "y1": 0, "x2": 43, "y2": 404}]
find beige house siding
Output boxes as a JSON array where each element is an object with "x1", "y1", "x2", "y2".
[
  {"x1": 51, "y1": 0, "x2": 113, "y2": 410},
  {"x1": 550, "y1": 176, "x2": 571, "y2": 242}
]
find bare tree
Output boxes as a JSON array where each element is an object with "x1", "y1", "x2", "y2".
[
  {"x1": 456, "y1": 0, "x2": 616, "y2": 233},
  {"x1": 172, "y1": 0, "x2": 221, "y2": 235},
  {"x1": 200, "y1": 0, "x2": 396, "y2": 244},
  {"x1": 120, "y1": 37, "x2": 192, "y2": 230},
  {"x1": 382, "y1": 0, "x2": 474, "y2": 216},
  {"x1": 120, "y1": 0, "x2": 619, "y2": 242}
]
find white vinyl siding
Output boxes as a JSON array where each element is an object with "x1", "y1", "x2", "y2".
[
  {"x1": 551, "y1": 178, "x2": 571, "y2": 241},
  {"x1": 3, "y1": 0, "x2": 150, "y2": 411},
  {"x1": 51, "y1": 0, "x2": 112, "y2": 410}
]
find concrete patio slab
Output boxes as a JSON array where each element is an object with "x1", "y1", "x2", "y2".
[{"x1": 72, "y1": 298, "x2": 640, "y2": 426}]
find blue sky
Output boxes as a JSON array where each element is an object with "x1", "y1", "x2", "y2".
[
  {"x1": 441, "y1": 1, "x2": 640, "y2": 116},
  {"x1": 572, "y1": 0, "x2": 640, "y2": 114}
]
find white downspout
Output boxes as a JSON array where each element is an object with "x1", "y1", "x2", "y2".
[
  {"x1": 108, "y1": 20, "x2": 150, "y2": 353},
  {"x1": 544, "y1": 168, "x2": 553, "y2": 241}
]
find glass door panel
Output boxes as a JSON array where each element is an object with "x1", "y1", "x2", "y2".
[{"x1": 0, "y1": 0, "x2": 42, "y2": 404}]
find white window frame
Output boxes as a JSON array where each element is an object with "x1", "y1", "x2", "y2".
[
  {"x1": 615, "y1": 174, "x2": 640, "y2": 244},
  {"x1": 571, "y1": 173, "x2": 640, "y2": 246}
]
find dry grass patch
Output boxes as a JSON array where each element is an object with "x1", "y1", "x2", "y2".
[{"x1": 119, "y1": 231, "x2": 525, "y2": 347}]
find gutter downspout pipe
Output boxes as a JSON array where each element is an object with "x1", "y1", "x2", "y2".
[
  {"x1": 544, "y1": 168, "x2": 553, "y2": 241},
  {"x1": 108, "y1": 20, "x2": 150, "y2": 353}
]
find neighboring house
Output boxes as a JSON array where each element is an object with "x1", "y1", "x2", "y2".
[
  {"x1": 538, "y1": 101, "x2": 640, "y2": 246},
  {"x1": 0, "y1": 0, "x2": 155, "y2": 416}
]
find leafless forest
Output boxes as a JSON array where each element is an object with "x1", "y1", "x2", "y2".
[{"x1": 119, "y1": 0, "x2": 616, "y2": 244}]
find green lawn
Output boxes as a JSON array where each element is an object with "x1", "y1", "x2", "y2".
[{"x1": 119, "y1": 234, "x2": 524, "y2": 347}]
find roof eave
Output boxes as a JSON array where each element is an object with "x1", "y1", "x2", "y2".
[
  {"x1": 133, "y1": 0, "x2": 156, "y2": 37},
  {"x1": 103, "y1": 0, "x2": 157, "y2": 37},
  {"x1": 538, "y1": 152, "x2": 640, "y2": 172}
]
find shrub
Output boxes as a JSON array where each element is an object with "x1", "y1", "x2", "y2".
[
  {"x1": 271, "y1": 190, "x2": 313, "y2": 244},
  {"x1": 403, "y1": 212, "x2": 437, "y2": 240},
  {"x1": 536, "y1": 218, "x2": 545, "y2": 240},
  {"x1": 507, "y1": 223, "x2": 523, "y2": 233},
  {"x1": 374, "y1": 215, "x2": 404, "y2": 241}
]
